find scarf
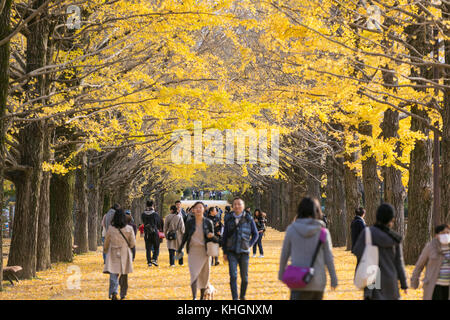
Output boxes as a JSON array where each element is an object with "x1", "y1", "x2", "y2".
[{"x1": 374, "y1": 223, "x2": 402, "y2": 243}]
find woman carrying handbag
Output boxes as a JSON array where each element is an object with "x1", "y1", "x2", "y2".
[
  {"x1": 164, "y1": 205, "x2": 185, "y2": 267},
  {"x1": 279, "y1": 197, "x2": 338, "y2": 300},
  {"x1": 178, "y1": 201, "x2": 219, "y2": 300},
  {"x1": 103, "y1": 209, "x2": 136, "y2": 300}
]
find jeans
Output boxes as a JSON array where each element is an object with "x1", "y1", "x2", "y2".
[
  {"x1": 252, "y1": 233, "x2": 264, "y2": 255},
  {"x1": 109, "y1": 274, "x2": 128, "y2": 298},
  {"x1": 290, "y1": 290, "x2": 324, "y2": 300},
  {"x1": 145, "y1": 238, "x2": 160, "y2": 263},
  {"x1": 227, "y1": 252, "x2": 249, "y2": 300}
]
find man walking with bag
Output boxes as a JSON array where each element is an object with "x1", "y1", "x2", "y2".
[
  {"x1": 221, "y1": 197, "x2": 259, "y2": 300},
  {"x1": 142, "y1": 200, "x2": 163, "y2": 267}
]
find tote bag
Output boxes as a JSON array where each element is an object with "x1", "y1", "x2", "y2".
[
  {"x1": 354, "y1": 227, "x2": 379, "y2": 289},
  {"x1": 206, "y1": 242, "x2": 219, "y2": 257}
]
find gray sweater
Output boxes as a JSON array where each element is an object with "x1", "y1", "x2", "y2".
[{"x1": 279, "y1": 218, "x2": 338, "y2": 291}]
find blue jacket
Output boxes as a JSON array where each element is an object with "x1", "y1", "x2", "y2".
[{"x1": 221, "y1": 211, "x2": 258, "y2": 255}]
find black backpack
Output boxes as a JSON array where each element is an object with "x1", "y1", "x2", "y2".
[{"x1": 143, "y1": 211, "x2": 159, "y2": 239}]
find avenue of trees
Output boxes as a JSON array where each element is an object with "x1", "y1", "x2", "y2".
[{"x1": 1, "y1": 0, "x2": 449, "y2": 290}]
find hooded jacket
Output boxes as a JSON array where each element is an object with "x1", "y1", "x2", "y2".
[
  {"x1": 141, "y1": 208, "x2": 162, "y2": 241},
  {"x1": 352, "y1": 226, "x2": 408, "y2": 300},
  {"x1": 279, "y1": 218, "x2": 338, "y2": 292}
]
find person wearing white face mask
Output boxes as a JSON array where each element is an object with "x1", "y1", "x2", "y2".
[{"x1": 411, "y1": 224, "x2": 450, "y2": 300}]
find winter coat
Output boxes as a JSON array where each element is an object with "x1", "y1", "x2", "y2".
[
  {"x1": 410, "y1": 238, "x2": 450, "y2": 300},
  {"x1": 352, "y1": 226, "x2": 408, "y2": 300},
  {"x1": 351, "y1": 216, "x2": 366, "y2": 251},
  {"x1": 103, "y1": 225, "x2": 136, "y2": 275},
  {"x1": 206, "y1": 214, "x2": 223, "y2": 236},
  {"x1": 222, "y1": 211, "x2": 259, "y2": 255},
  {"x1": 141, "y1": 208, "x2": 162, "y2": 242},
  {"x1": 254, "y1": 216, "x2": 267, "y2": 232},
  {"x1": 164, "y1": 212, "x2": 185, "y2": 250},
  {"x1": 279, "y1": 218, "x2": 338, "y2": 292}
]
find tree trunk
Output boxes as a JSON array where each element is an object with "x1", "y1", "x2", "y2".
[
  {"x1": 440, "y1": 5, "x2": 450, "y2": 224},
  {"x1": 344, "y1": 152, "x2": 360, "y2": 250},
  {"x1": 8, "y1": 121, "x2": 45, "y2": 279},
  {"x1": 50, "y1": 172, "x2": 75, "y2": 263},
  {"x1": 0, "y1": 0, "x2": 13, "y2": 291},
  {"x1": 404, "y1": 105, "x2": 433, "y2": 265},
  {"x1": 359, "y1": 122, "x2": 381, "y2": 226},
  {"x1": 381, "y1": 109, "x2": 406, "y2": 236},
  {"x1": 74, "y1": 152, "x2": 89, "y2": 254},
  {"x1": 270, "y1": 181, "x2": 282, "y2": 230},
  {"x1": 326, "y1": 155, "x2": 347, "y2": 247},
  {"x1": 306, "y1": 165, "x2": 322, "y2": 201},
  {"x1": 402, "y1": 16, "x2": 435, "y2": 264},
  {"x1": 253, "y1": 185, "x2": 261, "y2": 211},
  {"x1": 36, "y1": 127, "x2": 51, "y2": 271},
  {"x1": 8, "y1": 0, "x2": 49, "y2": 279},
  {"x1": 87, "y1": 161, "x2": 99, "y2": 251}
]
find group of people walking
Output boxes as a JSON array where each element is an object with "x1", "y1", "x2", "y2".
[
  {"x1": 279, "y1": 198, "x2": 449, "y2": 300},
  {"x1": 101, "y1": 197, "x2": 267, "y2": 300},
  {"x1": 192, "y1": 189, "x2": 223, "y2": 200},
  {"x1": 100, "y1": 194, "x2": 449, "y2": 300}
]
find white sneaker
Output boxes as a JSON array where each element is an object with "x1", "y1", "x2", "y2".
[
  {"x1": 259, "y1": 255, "x2": 264, "y2": 258},
  {"x1": 252, "y1": 254, "x2": 256, "y2": 258}
]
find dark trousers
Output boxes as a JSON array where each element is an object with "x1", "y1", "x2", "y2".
[
  {"x1": 290, "y1": 290, "x2": 324, "y2": 300},
  {"x1": 169, "y1": 249, "x2": 184, "y2": 265},
  {"x1": 432, "y1": 285, "x2": 449, "y2": 300},
  {"x1": 227, "y1": 252, "x2": 249, "y2": 300},
  {"x1": 252, "y1": 233, "x2": 264, "y2": 255},
  {"x1": 131, "y1": 247, "x2": 136, "y2": 261},
  {"x1": 145, "y1": 237, "x2": 160, "y2": 263}
]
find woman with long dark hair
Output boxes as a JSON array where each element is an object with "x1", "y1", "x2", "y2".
[
  {"x1": 103, "y1": 209, "x2": 136, "y2": 300},
  {"x1": 178, "y1": 201, "x2": 219, "y2": 299},
  {"x1": 252, "y1": 209, "x2": 266, "y2": 258}
]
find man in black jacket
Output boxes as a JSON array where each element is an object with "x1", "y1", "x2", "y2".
[
  {"x1": 351, "y1": 207, "x2": 366, "y2": 251},
  {"x1": 141, "y1": 200, "x2": 163, "y2": 267}
]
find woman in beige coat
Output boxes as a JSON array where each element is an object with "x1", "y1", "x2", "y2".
[
  {"x1": 103, "y1": 209, "x2": 136, "y2": 300},
  {"x1": 164, "y1": 205, "x2": 185, "y2": 266},
  {"x1": 411, "y1": 224, "x2": 450, "y2": 300}
]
